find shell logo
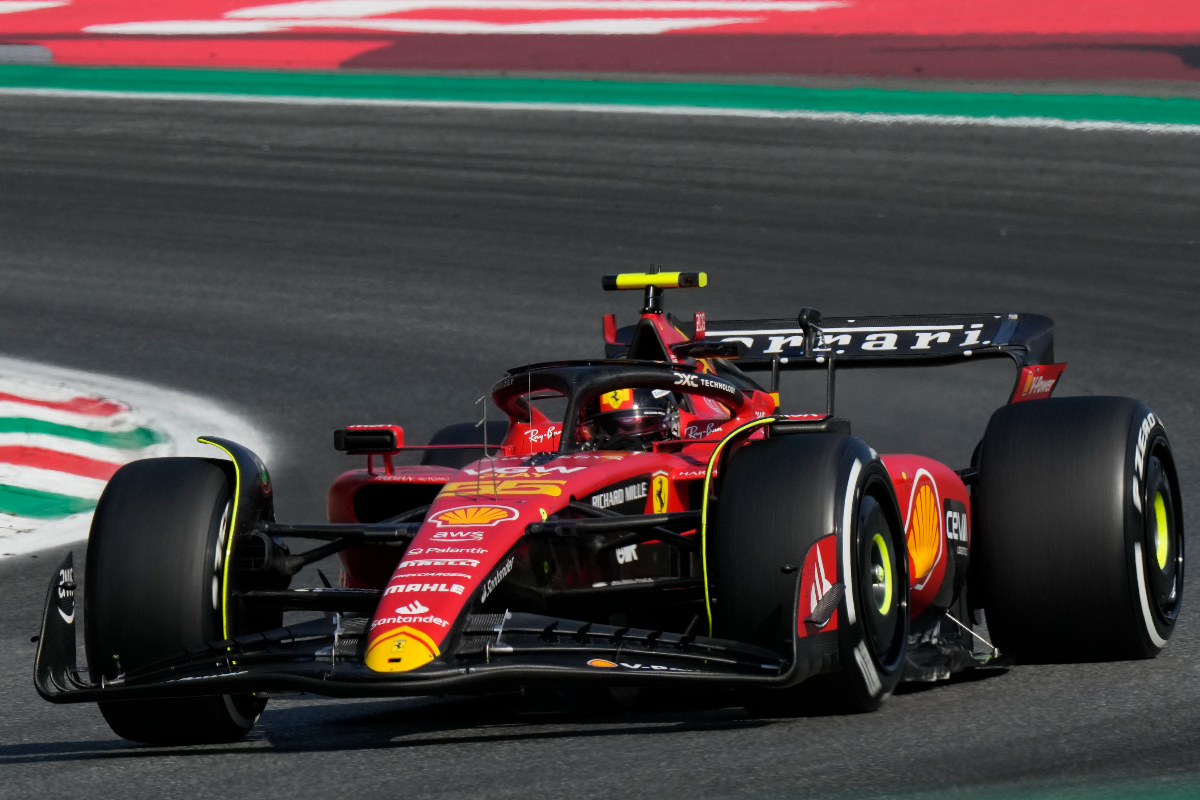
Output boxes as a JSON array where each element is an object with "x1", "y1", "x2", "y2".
[
  {"x1": 905, "y1": 471, "x2": 943, "y2": 589},
  {"x1": 432, "y1": 505, "x2": 519, "y2": 527},
  {"x1": 587, "y1": 659, "x2": 618, "y2": 668}
]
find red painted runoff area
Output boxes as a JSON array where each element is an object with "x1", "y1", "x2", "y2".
[
  {"x1": 0, "y1": 446, "x2": 120, "y2": 481},
  {"x1": 3, "y1": 0, "x2": 1199, "y2": 78},
  {"x1": 0, "y1": 391, "x2": 126, "y2": 417}
]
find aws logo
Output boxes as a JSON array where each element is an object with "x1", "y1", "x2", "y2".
[{"x1": 431, "y1": 531, "x2": 484, "y2": 541}]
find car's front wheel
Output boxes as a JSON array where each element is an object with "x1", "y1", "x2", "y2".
[
  {"x1": 709, "y1": 433, "x2": 908, "y2": 714},
  {"x1": 85, "y1": 457, "x2": 265, "y2": 744}
]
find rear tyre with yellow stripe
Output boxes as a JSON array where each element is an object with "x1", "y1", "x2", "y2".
[{"x1": 975, "y1": 397, "x2": 1183, "y2": 661}]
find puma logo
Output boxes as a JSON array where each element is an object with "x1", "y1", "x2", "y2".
[{"x1": 395, "y1": 601, "x2": 429, "y2": 615}]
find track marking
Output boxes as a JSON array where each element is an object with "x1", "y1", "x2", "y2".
[
  {"x1": 0, "y1": 356, "x2": 269, "y2": 558},
  {"x1": 85, "y1": 17, "x2": 760, "y2": 34},
  {"x1": 0, "y1": 0, "x2": 66, "y2": 12},
  {"x1": 3, "y1": 88, "x2": 1198, "y2": 133}
]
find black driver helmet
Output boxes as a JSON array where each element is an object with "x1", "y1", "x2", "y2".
[{"x1": 579, "y1": 388, "x2": 680, "y2": 445}]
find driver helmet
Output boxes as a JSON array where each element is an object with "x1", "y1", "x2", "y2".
[{"x1": 581, "y1": 388, "x2": 680, "y2": 444}]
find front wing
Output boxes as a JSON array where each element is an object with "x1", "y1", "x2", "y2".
[{"x1": 35, "y1": 553, "x2": 835, "y2": 703}]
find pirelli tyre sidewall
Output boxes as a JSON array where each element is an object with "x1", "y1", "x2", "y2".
[
  {"x1": 833, "y1": 446, "x2": 909, "y2": 710},
  {"x1": 976, "y1": 396, "x2": 1183, "y2": 661},
  {"x1": 1126, "y1": 405, "x2": 1184, "y2": 652}
]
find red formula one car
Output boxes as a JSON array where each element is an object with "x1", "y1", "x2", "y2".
[{"x1": 35, "y1": 273, "x2": 1184, "y2": 744}]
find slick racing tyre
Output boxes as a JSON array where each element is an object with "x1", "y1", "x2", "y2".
[
  {"x1": 974, "y1": 397, "x2": 1183, "y2": 662},
  {"x1": 85, "y1": 458, "x2": 265, "y2": 744},
  {"x1": 419, "y1": 421, "x2": 508, "y2": 470},
  {"x1": 710, "y1": 434, "x2": 908, "y2": 714}
]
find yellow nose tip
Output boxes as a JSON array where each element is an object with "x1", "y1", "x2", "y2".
[{"x1": 365, "y1": 629, "x2": 439, "y2": 672}]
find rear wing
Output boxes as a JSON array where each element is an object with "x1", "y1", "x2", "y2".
[{"x1": 703, "y1": 312, "x2": 1055, "y2": 370}]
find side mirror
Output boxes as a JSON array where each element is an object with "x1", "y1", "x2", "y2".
[
  {"x1": 798, "y1": 307, "x2": 822, "y2": 335},
  {"x1": 334, "y1": 424, "x2": 404, "y2": 453}
]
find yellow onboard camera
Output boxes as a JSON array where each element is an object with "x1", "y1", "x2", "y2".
[{"x1": 601, "y1": 272, "x2": 707, "y2": 291}]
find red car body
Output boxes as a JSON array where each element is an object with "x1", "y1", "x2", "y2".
[{"x1": 327, "y1": 284, "x2": 983, "y2": 674}]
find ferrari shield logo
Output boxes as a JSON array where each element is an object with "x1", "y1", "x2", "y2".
[
  {"x1": 652, "y1": 474, "x2": 669, "y2": 514},
  {"x1": 600, "y1": 389, "x2": 634, "y2": 412}
]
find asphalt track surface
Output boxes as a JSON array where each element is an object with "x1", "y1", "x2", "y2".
[{"x1": 0, "y1": 94, "x2": 1198, "y2": 799}]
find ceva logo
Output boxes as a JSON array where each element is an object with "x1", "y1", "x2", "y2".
[{"x1": 395, "y1": 601, "x2": 429, "y2": 615}]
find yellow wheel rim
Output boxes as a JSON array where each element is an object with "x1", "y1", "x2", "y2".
[
  {"x1": 871, "y1": 533, "x2": 894, "y2": 616},
  {"x1": 1154, "y1": 492, "x2": 1170, "y2": 571}
]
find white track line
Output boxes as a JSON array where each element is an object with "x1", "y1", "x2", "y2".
[
  {"x1": 84, "y1": 17, "x2": 759, "y2": 34},
  {"x1": 0, "y1": 464, "x2": 108, "y2": 499},
  {"x1": 1, "y1": 87, "x2": 1196, "y2": 134},
  {"x1": 0, "y1": 0, "x2": 67, "y2": 12},
  {"x1": 0, "y1": 374, "x2": 125, "y2": 404},
  {"x1": 226, "y1": 0, "x2": 845, "y2": 17}
]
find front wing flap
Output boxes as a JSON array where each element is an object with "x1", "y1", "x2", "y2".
[{"x1": 35, "y1": 553, "x2": 837, "y2": 703}]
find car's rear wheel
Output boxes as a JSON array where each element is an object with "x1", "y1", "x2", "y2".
[
  {"x1": 85, "y1": 457, "x2": 265, "y2": 744},
  {"x1": 974, "y1": 396, "x2": 1183, "y2": 662},
  {"x1": 710, "y1": 433, "x2": 908, "y2": 714}
]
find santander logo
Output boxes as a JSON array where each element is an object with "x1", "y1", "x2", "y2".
[{"x1": 395, "y1": 600, "x2": 429, "y2": 615}]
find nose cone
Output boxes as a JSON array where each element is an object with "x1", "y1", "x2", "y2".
[{"x1": 365, "y1": 628, "x2": 440, "y2": 673}]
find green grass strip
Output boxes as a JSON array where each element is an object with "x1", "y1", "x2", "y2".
[
  {"x1": 0, "y1": 417, "x2": 163, "y2": 449},
  {"x1": 3, "y1": 64, "x2": 1200, "y2": 126},
  {"x1": 0, "y1": 485, "x2": 96, "y2": 518}
]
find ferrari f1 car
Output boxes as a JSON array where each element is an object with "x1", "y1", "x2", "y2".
[{"x1": 35, "y1": 273, "x2": 1185, "y2": 744}]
